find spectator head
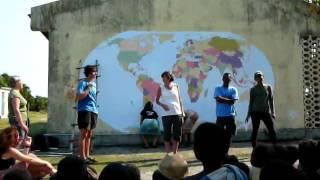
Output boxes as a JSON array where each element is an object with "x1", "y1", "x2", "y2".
[
  {"x1": 3, "y1": 168, "x2": 32, "y2": 180},
  {"x1": 84, "y1": 65, "x2": 97, "y2": 77},
  {"x1": 8, "y1": 76, "x2": 22, "y2": 89},
  {"x1": 161, "y1": 71, "x2": 174, "y2": 82},
  {"x1": 250, "y1": 143, "x2": 298, "y2": 168},
  {"x1": 99, "y1": 162, "x2": 140, "y2": 180},
  {"x1": 0, "y1": 127, "x2": 19, "y2": 150},
  {"x1": 193, "y1": 123, "x2": 229, "y2": 167},
  {"x1": 260, "y1": 159, "x2": 307, "y2": 180},
  {"x1": 55, "y1": 155, "x2": 89, "y2": 180},
  {"x1": 299, "y1": 139, "x2": 320, "y2": 176},
  {"x1": 158, "y1": 153, "x2": 188, "y2": 180}
]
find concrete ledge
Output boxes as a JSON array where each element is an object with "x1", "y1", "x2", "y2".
[{"x1": 45, "y1": 128, "x2": 320, "y2": 148}]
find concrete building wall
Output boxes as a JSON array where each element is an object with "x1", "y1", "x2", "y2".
[{"x1": 30, "y1": 0, "x2": 320, "y2": 143}]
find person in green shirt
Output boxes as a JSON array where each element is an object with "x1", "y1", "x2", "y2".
[
  {"x1": 246, "y1": 71, "x2": 277, "y2": 147},
  {"x1": 7, "y1": 76, "x2": 29, "y2": 140}
]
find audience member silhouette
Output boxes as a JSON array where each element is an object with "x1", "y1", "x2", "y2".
[
  {"x1": 98, "y1": 162, "x2": 140, "y2": 180},
  {"x1": 298, "y1": 139, "x2": 320, "y2": 180},
  {"x1": 259, "y1": 159, "x2": 307, "y2": 180},
  {"x1": 2, "y1": 168, "x2": 32, "y2": 180},
  {"x1": 51, "y1": 155, "x2": 97, "y2": 180},
  {"x1": 184, "y1": 122, "x2": 247, "y2": 180}
]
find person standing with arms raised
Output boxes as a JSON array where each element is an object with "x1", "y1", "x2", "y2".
[
  {"x1": 214, "y1": 72, "x2": 239, "y2": 150},
  {"x1": 246, "y1": 71, "x2": 277, "y2": 148},
  {"x1": 76, "y1": 65, "x2": 98, "y2": 164},
  {"x1": 156, "y1": 71, "x2": 184, "y2": 154}
]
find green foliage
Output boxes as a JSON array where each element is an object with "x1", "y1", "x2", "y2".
[
  {"x1": 305, "y1": 0, "x2": 320, "y2": 5},
  {"x1": 0, "y1": 73, "x2": 9, "y2": 87},
  {"x1": 0, "y1": 73, "x2": 48, "y2": 112}
]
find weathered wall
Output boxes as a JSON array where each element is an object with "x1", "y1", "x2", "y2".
[{"x1": 31, "y1": 0, "x2": 320, "y2": 139}]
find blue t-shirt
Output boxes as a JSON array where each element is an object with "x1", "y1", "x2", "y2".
[
  {"x1": 214, "y1": 86, "x2": 238, "y2": 117},
  {"x1": 77, "y1": 80, "x2": 98, "y2": 114}
]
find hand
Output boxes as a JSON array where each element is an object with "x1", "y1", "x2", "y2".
[
  {"x1": 162, "y1": 104, "x2": 170, "y2": 111},
  {"x1": 22, "y1": 124, "x2": 29, "y2": 135},
  {"x1": 86, "y1": 82, "x2": 93, "y2": 90},
  {"x1": 271, "y1": 113, "x2": 276, "y2": 119}
]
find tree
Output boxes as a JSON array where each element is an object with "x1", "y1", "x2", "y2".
[{"x1": 1, "y1": 73, "x2": 48, "y2": 112}]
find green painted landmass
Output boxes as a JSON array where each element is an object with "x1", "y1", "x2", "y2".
[
  {"x1": 117, "y1": 51, "x2": 145, "y2": 70},
  {"x1": 208, "y1": 37, "x2": 239, "y2": 51}
]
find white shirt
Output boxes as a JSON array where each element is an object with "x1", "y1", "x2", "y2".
[{"x1": 160, "y1": 83, "x2": 183, "y2": 116}]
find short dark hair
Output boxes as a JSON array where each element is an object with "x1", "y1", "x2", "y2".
[
  {"x1": 99, "y1": 163, "x2": 140, "y2": 180},
  {"x1": 193, "y1": 123, "x2": 228, "y2": 164},
  {"x1": 56, "y1": 155, "x2": 88, "y2": 180},
  {"x1": 161, "y1": 71, "x2": 174, "y2": 82},
  {"x1": 250, "y1": 143, "x2": 298, "y2": 168},
  {"x1": 3, "y1": 168, "x2": 32, "y2": 180},
  {"x1": 84, "y1": 65, "x2": 97, "y2": 77}
]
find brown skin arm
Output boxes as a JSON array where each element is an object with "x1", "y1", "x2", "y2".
[{"x1": 215, "y1": 96, "x2": 236, "y2": 105}]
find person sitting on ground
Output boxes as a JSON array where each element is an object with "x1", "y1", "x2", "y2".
[
  {"x1": 2, "y1": 168, "x2": 32, "y2": 180},
  {"x1": 184, "y1": 122, "x2": 247, "y2": 180},
  {"x1": 298, "y1": 139, "x2": 320, "y2": 180},
  {"x1": 98, "y1": 162, "x2": 140, "y2": 180},
  {"x1": 50, "y1": 155, "x2": 98, "y2": 180},
  {"x1": 0, "y1": 127, "x2": 56, "y2": 179},
  {"x1": 181, "y1": 110, "x2": 199, "y2": 147},
  {"x1": 250, "y1": 143, "x2": 298, "y2": 180},
  {"x1": 140, "y1": 101, "x2": 160, "y2": 148},
  {"x1": 259, "y1": 159, "x2": 307, "y2": 180}
]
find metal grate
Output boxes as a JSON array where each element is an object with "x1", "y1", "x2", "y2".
[{"x1": 301, "y1": 35, "x2": 320, "y2": 128}]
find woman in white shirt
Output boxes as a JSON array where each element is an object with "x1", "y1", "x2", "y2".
[{"x1": 156, "y1": 71, "x2": 184, "y2": 154}]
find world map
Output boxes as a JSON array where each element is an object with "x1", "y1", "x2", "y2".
[{"x1": 83, "y1": 31, "x2": 274, "y2": 133}]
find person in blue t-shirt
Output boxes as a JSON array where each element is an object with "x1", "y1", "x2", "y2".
[
  {"x1": 214, "y1": 72, "x2": 239, "y2": 149},
  {"x1": 76, "y1": 65, "x2": 98, "y2": 164}
]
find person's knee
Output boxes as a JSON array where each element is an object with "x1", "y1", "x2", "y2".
[{"x1": 80, "y1": 130, "x2": 88, "y2": 138}]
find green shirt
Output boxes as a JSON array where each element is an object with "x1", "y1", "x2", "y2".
[
  {"x1": 8, "y1": 89, "x2": 28, "y2": 121},
  {"x1": 248, "y1": 84, "x2": 275, "y2": 114}
]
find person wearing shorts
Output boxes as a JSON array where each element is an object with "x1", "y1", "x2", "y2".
[
  {"x1": 156, "y1": 71, "x2": 184, "y2": 154},
  {"x1": 77, "y1": 65, "x2": 98, "y2": 164}
]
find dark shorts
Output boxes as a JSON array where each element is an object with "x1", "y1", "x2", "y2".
[
  {"x1": 77, "y1": 111, "x2": 97, "y2": 130},
  {"x1": 162, "y1": 115, "x2": 183, "y2": 142},
  {"x1": 216, "y1": 116, "x2": 236, "y2": 136}
]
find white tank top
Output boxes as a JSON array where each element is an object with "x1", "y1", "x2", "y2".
[{"x1": 160, "y1": 83, "x2": 183, "y2": 116}]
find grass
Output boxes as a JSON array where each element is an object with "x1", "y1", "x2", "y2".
[{"x1": 0, "y1": 111, "x2": 48, "y2": 137}]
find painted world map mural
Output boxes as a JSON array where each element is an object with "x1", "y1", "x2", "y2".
[{"x1": 82, "y1": 31, "x2": 274, "y2": 133}]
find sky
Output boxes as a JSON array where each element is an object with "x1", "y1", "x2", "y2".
[{"x1": 0, "y1": 0, "x2": 58, "y2": 97}]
